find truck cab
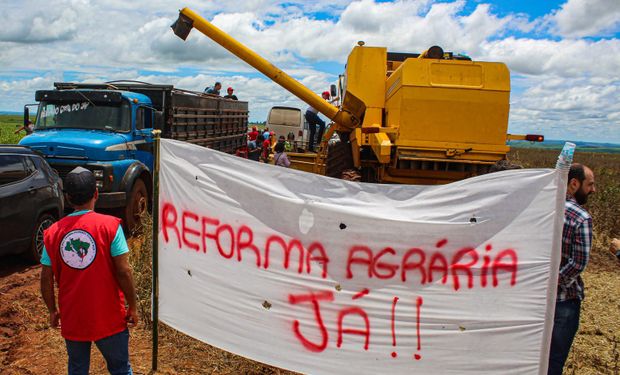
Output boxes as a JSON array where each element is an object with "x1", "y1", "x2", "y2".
[
  {"x1": 19, "y1": 81, "x2": 248, "y2": 230},
  {"x1": 19, "y1": 87, "x2": 154, "y2": 231}
]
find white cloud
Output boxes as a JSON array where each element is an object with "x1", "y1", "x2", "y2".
[
  {"x1": 0, "y1": 70, "x2": 329, "y2": 126},
  {"x1": 0, "y1": 74, "x2": 64, "y2": 114},
  {"x1": 0, "y1": 0, "x2": 619, "y2": 143},
  {"x1": 482, "y1": 38, "x2": 620, "y2": 78},
  {"x1": 0, "y1": 5, "x2": 78, "y2": 43},
  {"x1": 551, "y1": 0, "x2": 620, "y2": 38},
  {"x1": 509, "y1": 77, "x2": 620, "y2": 142},
  {"x1": 0, "y1": 0, "x2": 521, "y2": 71}
]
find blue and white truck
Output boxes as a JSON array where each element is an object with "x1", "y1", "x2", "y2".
[{"x1": 19, "y1": 81, "x2": 248, "y2": 230}]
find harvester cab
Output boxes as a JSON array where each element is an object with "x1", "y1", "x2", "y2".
[{"x1": 172, "y1": 8, "x2": 543, "y2": 184}]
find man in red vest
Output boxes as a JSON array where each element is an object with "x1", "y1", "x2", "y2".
[{"x1": 40, "y1": 167, "x2": 138, "y2": 374}]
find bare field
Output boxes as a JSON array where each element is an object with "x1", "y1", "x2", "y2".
[{"x1": 510, "y1": 149, "x2": 620, "y2": 374}]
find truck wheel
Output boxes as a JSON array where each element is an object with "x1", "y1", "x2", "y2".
[
  {"x1": 27, "y1": 213, "x2": 56, "y2": 263},
  {"x1": 124, "y1": 178, "x2": 148, "y2": 234}
]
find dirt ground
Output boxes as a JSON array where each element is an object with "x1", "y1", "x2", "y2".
[
  {"x1": 0, "y1": 252, "x2": 295, "y2": 375},
  {"x1": 1, "y1": 248, "x2": 618, "y2": 374}
]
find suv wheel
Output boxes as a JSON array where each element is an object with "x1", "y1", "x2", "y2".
[{"x1": 28, "y1": 213, "x2": 56, "y2": 263}]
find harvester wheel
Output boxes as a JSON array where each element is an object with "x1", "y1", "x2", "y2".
[
  {"x1": 361, "y1": 166, "x2": 378, "y2": 183},
  {"x1": 488, "y1": 160, "x2": 523, "y2": 173},
  {"x1": 325, "y1": 133, "x2": 354, "y2": 178}
]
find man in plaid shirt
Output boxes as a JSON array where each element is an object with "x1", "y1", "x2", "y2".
[{"x1": 548, "y1": 163, "x2": 596, "y2": 375}]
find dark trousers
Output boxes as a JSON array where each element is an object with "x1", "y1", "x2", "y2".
[
  {"x1": 305, "y1": 110, "x2": 325, "y2": 151},
  {"x1": 548, "y1": 299, "x2": 581, "y2": 375},
  {"x1": 65, "y1": 328, "x2": 132, "y2": 375}
]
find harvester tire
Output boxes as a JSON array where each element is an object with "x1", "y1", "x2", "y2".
[
  {"x1": 488, "y1": 160, "x2": 523, "y2": 173},
  {"x1": 325, "y1": 134, "x2": 354, "y2": 178}
]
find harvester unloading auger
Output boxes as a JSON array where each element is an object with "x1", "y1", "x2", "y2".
[{"x1": 172, "y1": 8, "x2": 543, "y2": 184}]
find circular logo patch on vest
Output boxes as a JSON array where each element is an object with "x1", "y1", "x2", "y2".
[{"x1": 60, "y1": 230, "x2": 97, "y2": 269}]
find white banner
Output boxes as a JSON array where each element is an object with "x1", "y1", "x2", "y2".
[{"x1": 158, "y1": 138, "x2": 566, "y2": 375}]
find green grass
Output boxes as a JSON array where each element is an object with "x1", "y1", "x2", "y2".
[
  {"x1": 248, "y1": 122, "x2": 266, "y2": 131},
  {"x1": 0, "y1": 115, "x2": 27, "y2": 144}
]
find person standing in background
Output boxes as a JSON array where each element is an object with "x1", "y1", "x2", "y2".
[
  {"x1": 261, "y1": 133, "x2": 272, "y2": 163},
  {"x1": 224, "y1": 87, "x2": 238, "y2": 100},
  {"x1": 273, "y1": 140, "x2": 291, "y2": 167},
  {"x1": 304, "y1": 91, "x2": 334, "y2": 152},
  {"x1": 548, "y1": 163, "x2": 596, "y2": 375},
  {"x1": 204, "y1": 82, "x2": 222, "y2": 95},
  {"x1": 248, "y1": 126, "x2": 259, "y2": 148}
]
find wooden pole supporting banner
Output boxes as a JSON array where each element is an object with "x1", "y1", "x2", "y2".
[{"x1": 151, "y1": 130, "x2": 161, "y2": 372}]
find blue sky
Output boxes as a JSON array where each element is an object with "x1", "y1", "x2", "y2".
[
  {"x1": 0, "y1": 0, "x2": 619, "y2": 143},
  {"x1": 468, "y1": 1, "x2": 565, "y2": 18}
]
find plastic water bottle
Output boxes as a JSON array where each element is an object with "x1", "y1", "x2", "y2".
[{"x1": 556, "y1": 142, "x2": 576, "y2": 170}]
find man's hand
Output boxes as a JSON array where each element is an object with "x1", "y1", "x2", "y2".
[
  {"x1": 610, "y1": 238, "x2": 620, "y2": 261},
  {"x1": 125, "y1": 307, "x2": 139, "y2": 327},
  {"x1": 40, "y1": 265, "x2": 59, "y2": 329},
  {"x1": 112, "y1": 253, "x2": 139, "y2": 328},
  {"x1": 49, "y1": 310, "x2": 61, "y2": 328}
]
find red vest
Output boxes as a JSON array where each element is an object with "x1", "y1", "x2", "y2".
[{"x1": 44, "y1": 212, "x2": 127, "y2": 341}]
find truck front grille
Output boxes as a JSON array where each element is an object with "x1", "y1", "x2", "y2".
[{"x1": 50, "y1": 164, "x2": 79, "y2": 181}]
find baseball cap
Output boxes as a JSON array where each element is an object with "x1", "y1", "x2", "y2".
[
  {"x1": 64, "y1": 166, "x2": 96, "y2": 205},
  {"x1": 227, "y1": 87, "x2": 233, "y2": 91}
]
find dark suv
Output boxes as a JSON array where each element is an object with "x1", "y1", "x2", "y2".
[{"x1": 0, "y1": 146, "x2": 64, "y2": 262}]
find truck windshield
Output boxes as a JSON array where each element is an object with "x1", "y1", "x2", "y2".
[{"x1": 35, "y1": 100, "x2": 131, "y2": 132}]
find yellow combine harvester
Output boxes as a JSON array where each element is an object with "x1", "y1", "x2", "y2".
[{"x1": 172, "y1": 8, "x2": 543, "y2": 184}]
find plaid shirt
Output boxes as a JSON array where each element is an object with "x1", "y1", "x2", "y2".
[{"x1": 557, "y1": 195, "x2": 592, "y2": 301}]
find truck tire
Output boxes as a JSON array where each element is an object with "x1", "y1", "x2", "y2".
[
  {"x1": 27, "y1": 213, "x2": 56, "y2": 263},
  {"x1": 124, "y1": 178, "x2": 148, "y2": 234},
  {"x1": 325, "y1": 136, "x2": 354, "y2": 178}
]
